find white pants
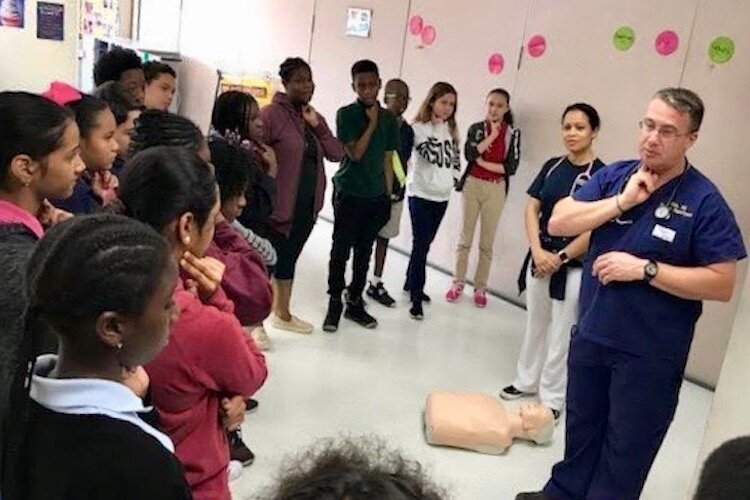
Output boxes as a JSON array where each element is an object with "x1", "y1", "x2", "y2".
[{"x1": 513, "y1": 266, "x2": 582, "y2": 411}]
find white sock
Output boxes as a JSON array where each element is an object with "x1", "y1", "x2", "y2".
[{"x1": 371, "y1": 276, "x2": 382, "y2": 286}]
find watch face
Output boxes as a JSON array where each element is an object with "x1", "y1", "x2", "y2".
[{"x1": 645, "y1": 262, "x2": 658, "y2": 277}]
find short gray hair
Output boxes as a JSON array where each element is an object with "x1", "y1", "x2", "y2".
[{"x1": 654, "y1": 87, "x2": 705, "y2": 133}]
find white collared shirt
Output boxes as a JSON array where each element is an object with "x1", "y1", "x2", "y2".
[{"x1": 30, "y1": 354, "x2": 175, "y2": 453}]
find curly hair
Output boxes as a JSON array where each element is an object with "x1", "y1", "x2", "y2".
[{"x1": 263, "y1": 436, "x2": 447, "y2": 500}]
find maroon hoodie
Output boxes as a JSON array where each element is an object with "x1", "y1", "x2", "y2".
[
  {"x1": 205, "y1": 219, "x2": 272, "y2": 326},
  {"x1": 261, "y1": 92, "x2": 344, "y2": 237}
]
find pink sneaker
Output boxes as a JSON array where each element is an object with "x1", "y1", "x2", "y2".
[
  {"x1": 445, "y1": 282, "x2": 464, "y2": 302},
  {"x1": 473, "y1": 289, "x2": 488, "y2": 308}
]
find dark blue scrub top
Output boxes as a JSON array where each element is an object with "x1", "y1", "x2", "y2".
[{"x1": 573, "y1": 159, "x2": 746, "y2": 362}]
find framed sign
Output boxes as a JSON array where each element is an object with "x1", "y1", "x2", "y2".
[
  {"x1": 37, "y1": 2, "x2": 64, "y2": 41},
  {"x1": 0, "y1": 0, "x2": 25, "y2": 28},
  {"x1": 345, "y1": 7, "x2": 371, "y2": 38}
]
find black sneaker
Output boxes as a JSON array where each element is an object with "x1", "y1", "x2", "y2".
[
  {"x1": 366, "y1": 281, "x2": 396, "y2": 307},
  {"x1": 402, "y1": 286, "x2": 431, "y2": 304},
  {"x1": 344, "y1": 297, "x2": 378, "y2": 329},
  {"x1": 515, "y1": 493, "x2": 551, "y2": 500},
  {"x1": 409, "y1": 301, "x2": 424, "y2": 320},
  {"x1": 245, "y1": 398, "x2": 259, "y2": 413},
  {"x1": 323, "y1": 298, "x2": 343, "y2": 332},
  {"x1": 499, "y1": 385, "x2": 535, "y2": 401},
  {"x1": 343, "y1": 288, "x2": 367, "y2": 307},
  {"x1": 229, "y1": 430, "x2": 255, "y2": 467}
]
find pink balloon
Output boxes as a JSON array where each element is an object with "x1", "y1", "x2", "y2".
[
  {"x1": 488, "y1": 53, "x2": 505, "y2": 75},
  {"x1": 655, "y1": 30, "x2": 679, "y2": 56},
  {"x1": 527, "y1": 35, "x2": 547, "y2": 58},
  {"x1": 421, "y1": 25, "x2": 436, "y2": 46},
  {"x1": 409, "y1": 15, "x2": 424, "y2": 35}
]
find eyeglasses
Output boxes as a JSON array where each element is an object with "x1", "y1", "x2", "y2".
[
  {"x1": 385, "y1": 92, "x2": 411, "y2": 102},
  {"x1": 638, "y1": 119, "x2": 692, "y2": 140}
]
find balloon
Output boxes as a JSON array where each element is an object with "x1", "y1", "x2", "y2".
[
  {"x1": 488, "y1": 53, "x2": 505, "y2": 75},
  {"x1": 655, "y1": 30, "x2": 679, "y2": 56},
  {"x1": 527, "y1": 35, "x2": 547, "y2": 58},
  {"x1": 409, "y1": 15, "x2": 423, "y2": 35},
  {"x1": 421, "y1": 25, "x2": 436, "y2": 46}
]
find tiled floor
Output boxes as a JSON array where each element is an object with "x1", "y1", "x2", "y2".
[{"x1": 231, "y1": 221, "x2": 711, "y2": 500}]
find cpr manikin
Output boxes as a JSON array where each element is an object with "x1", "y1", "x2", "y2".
[{"x1": 424, "y1": 392, "x2": 554, "y2": 455}]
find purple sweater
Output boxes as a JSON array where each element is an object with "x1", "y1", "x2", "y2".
[{"x1": 261, "y1": 92, "x2": 344, "y2": 237}]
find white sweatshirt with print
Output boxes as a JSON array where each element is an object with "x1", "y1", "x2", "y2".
[{"x1": 406, "y1": 121, "x2": 461, "y2": 202}]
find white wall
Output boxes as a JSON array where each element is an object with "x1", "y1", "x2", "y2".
[
  {"x1": 679, "y1": 0, "x2": 750, "y2": 385},
  {"x1": 691, "y1": 261, "x2": 750, "y2": 495},
  {"x1": 0, "y1": 0, "x2": 79, "y2": 92},
  {"x1": 177, "y1": 0, "x2": 316, "y2": 132}
]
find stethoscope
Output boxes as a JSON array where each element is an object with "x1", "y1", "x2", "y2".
[{"x1": 617, "y1": 160, "x2": 690, "y2": 222}]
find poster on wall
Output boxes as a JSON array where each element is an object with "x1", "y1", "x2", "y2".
[
  {"x1": 217, "y1": 73, "x2": 279, "y2": 109},
  {"x1": 37, "y1": 2, "x2": 64, "y2": 41},
  {"x1": 345, "y1": 7, "x2": 372, "y2": 38},
  {"x1": 0, "y1": 0, "x2": 25, "y2": 28},
  {"x1": 81, "y1": 0, "x2": 118, "y2": 38}
]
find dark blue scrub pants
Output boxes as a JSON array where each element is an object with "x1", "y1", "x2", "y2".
[{"x1": 544, "y1": 333, "x2": 685, "y2": 500}]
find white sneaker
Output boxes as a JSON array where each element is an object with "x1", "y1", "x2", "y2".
[
  {"x1": 270, "y1": 312, "x2": 314, "y2": 334},
  {"x1": 228, "y1": 460, "x2": 244, "y2": 481},
  {"x1": 250, "y1": 326, "x2": 273, "y2": 351}
]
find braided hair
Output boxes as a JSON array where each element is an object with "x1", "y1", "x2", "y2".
[
  {"x1": 209, "y1": 138, "x2": 251, "y2": 204},
  {"x1": 1, "y1": 214, "x2": 170, "y2": 499},
  {"x1": 211, "y1": 91, "x2": 258, "y2": 141},
  {"x1": 129, "y1": 109, "x2": 204, "y2": 158},
  {"x1": 279, "y1": 57, "x2": 311, "y2": 85},
  {"x1": 119, "y1": 146, "x2": 217, "y2": 233}
]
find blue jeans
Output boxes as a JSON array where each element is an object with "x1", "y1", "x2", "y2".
[{"x1": 406, "y1": 196, "x2": 448, "y2": 302}]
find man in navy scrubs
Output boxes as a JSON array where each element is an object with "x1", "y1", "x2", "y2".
[{"x1": 517, "y1": 88, "x2": 746, "y2": 500}]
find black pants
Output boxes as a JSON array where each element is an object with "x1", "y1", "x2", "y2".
[
  {"x1": 406, "y1": 196, "x2": 448, "y2": 302},
  {"x1": 327, "y1": 192, "x2": 390, "y2": 299}
]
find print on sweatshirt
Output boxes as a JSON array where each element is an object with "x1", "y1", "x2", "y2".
[
  {"x1": 415, "y1": 136, "x2": 459, "y2": 170},
  {"x1": 407, "y1": 121, "x2": 461, "y2": 202}
]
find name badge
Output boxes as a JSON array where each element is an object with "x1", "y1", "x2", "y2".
[{"x1": 652, "y1": 224, "x2": 676, "y2": 243}]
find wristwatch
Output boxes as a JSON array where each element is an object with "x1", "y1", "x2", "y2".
[
  {"x1": 644, "y1": 260, "x2": 659, "y2": 283},
  {"x1": 557, "y1": 251, "x2": 570, "y2": 264}
]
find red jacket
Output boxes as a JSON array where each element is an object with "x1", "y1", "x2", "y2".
[
  {"x1": 146, "y1": 279, "x2": 268, "y2": 500},
  {"x1": 261, "y1": 92, "x2": 345, "y2": 237},
  {"x1": 206, "y1": 219, "x2": 272, "y2": 326}
]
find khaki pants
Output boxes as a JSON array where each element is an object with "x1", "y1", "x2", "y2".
[{"x1": 454, "y1": 175, "x2": 506, "y2": 288}]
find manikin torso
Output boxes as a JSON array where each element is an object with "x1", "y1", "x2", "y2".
[{"x1": 424, "y1": 392, "x2": 554, "y2": 455}]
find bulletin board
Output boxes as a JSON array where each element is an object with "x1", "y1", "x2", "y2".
[
  {"x1": 80, "y1": 0, "x2": 118, "y2": 37},
  {"x1": 217, "y1": 72, "x2": 279, "y2": 108}
]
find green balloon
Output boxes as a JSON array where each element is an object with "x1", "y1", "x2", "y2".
[
  {"x1": 614, "y1": 26, "x2": 636, "y2": 52},
  {"x1": 709, "y1": 36, "x2": 735, "y2": 64}
]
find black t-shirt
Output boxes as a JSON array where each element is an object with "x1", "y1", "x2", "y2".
[
  {"x1": 12, "y1": 401, "x2": 192, "y2": 500},
  {"x1": 296, "y1": 125, "x2": 319, "y2": 208},
  {"x1": 528, "y1": 156, "x2": 606, "y2": 245}
]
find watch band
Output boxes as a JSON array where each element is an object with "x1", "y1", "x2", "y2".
[{"x1": 644, "y1": 260, "x2": 659, "y2": 283}]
